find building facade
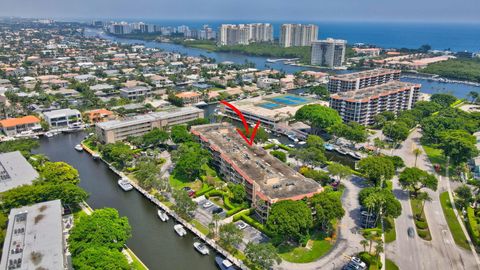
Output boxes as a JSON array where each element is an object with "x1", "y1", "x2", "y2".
[
  {"x1": 96, "y1": 107, "x2": 204, "y2": 143},
  {"x1": 311, "y1": 38, "x2": 347, "y2": 67},
  {"x1": 0, "y1": 115, "x2": 41, "y2": 136},
  {"x1": 218, "y1": 23, "x2": 273, "y2": 46},
  {"x1": 328, "y1": 68, "x2": 401, "y2": 93},
  {"x1": 191, "y1": 123, "x2": 322, "y2": 221},
  {"x1": 329, "y1": 81, "x2": 421, "y2": 126},
  {"x1": 119, "y1": 86, "x2": 153, "y2": 101},
  {"x1": 43, "y1": 109, "x2": 82, "y2": 128},
  {"x1": 218, "y1": 24, "x2": 249, "y2": 46},
  {"x1": 280, "y1": 24, "x2": 318, "y2": 47}
]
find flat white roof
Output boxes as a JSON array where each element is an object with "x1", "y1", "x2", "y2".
[
  {"x1": 97, "y1": 106, "x2": 203, "y2": 130},
  {"x1": 0, "y1": 200, "x2": 65, "y2": 270},
  {"x1": 43, "y1": 108, "x2": 80, "y2": 118},
  {"x1": 0, "y1": 151, "x2": 39, "y2": 193}
]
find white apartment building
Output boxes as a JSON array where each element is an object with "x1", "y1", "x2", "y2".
[
  {"x1": 311, "y1": 38, "x2": 347, "y2": 67},
  {"x1": 218, "y1": 23, "x2": 273, "y2": 46},
  {"x1": 280, "y1": 24, "x2": 318, "y2": 47},
  {"x1": 119, "y1": 86, "x2": 153, "y2": 101},
  {"x1": 247, "y1": 23, "x2": 274, "y2": 43},
  {"x1": 95, "y1": 107, "x2": 204, "y2": 143},
  {"x1": 43, "y1": 108, "x2": 82, "y2": 128}
]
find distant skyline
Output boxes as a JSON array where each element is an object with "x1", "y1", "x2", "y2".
[{"x1": 2, "y1": 0, "x2": 480, "y2": 23}]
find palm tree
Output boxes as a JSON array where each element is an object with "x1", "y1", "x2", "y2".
[
  {"x1": 374, "y1": 241, "x2": 384, "y2": 268},
  {"x1": 417, "y1": 192, "x2": 432, "y2": 219},
  {"x1": 413, "y1": 148, "x2": 422, "y2": 167},
  {"x1": 212, "y1": 213, "x2": 222, "y2": 238},
  {"x1": 467, "y1": 91, "x2": 479, "y2": 104},
  {"x1": 360, "y1": 239, "x2": 369, "y2": 252}
]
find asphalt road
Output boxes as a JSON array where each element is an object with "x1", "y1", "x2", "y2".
[{"x1": 385, "y1": 129, "x2": 478, "y2": 270}]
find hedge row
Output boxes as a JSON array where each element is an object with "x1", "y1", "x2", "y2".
[
  {"x1": 263, "y1": 143, "x2": 276, "y2": 150},
  {"x1": 195, "y1": 186, "x2": 214, "y2": 197},
  {"x1": 204, "y1": 190, "x2": 226, "y2": 198},
  {"x1": 239, "y1": 214, "x2": 273, "y2": 237},
  {"x1": 226, "y1": 206, "x2": 244, "y2": 217},
  {"x1": 278, "y1": 144, "x2": 293, "y2": 151},
  {"x1": 466, "y1": 207, "x2": 480, "y2": 246},
  {"x1": 224, "y1": 196, "x2": 234, "y2": 210}
]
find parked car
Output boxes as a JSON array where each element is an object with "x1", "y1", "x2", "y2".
[
  {"x1": 236, "y1": 221, "x2": 247, "y2": 230},
  {"x1": 212, "y1": 207, "x2": 223, "y2": 214},
  {"x1": 203, "y1": 201, "x2": 213, "y2": 208}
]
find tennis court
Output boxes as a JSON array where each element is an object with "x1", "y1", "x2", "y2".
[
  {"x1": 270, "y1": 95, "x2": 310, "y2": 106},
  {"x1": 258, "y1": 102, "x2": 281, "y2": 109}
]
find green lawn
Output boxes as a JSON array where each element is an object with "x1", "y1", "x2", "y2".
[
  {"x1": 422, "y1": 145, "x2": 447, "y2": 175},
  {"x1": 169, "y1": 175, "x2": 203, "y2": 190},
  {"x1": 191, "y1": 219, "x2": 210, "y2": 236},
  {"x1": 439, "y1": 192, "x2": 470, "y2": 250},
  {"x1": 385, "y1": 259, "x2": 399, "y2": 270},
  {"x1": 278, "y1": 233, "x2": 333, "y2": 263},
  {"x1": 410, "y1": 198, "x2": 432, "y2": 240},
  {"x1": 384, "y1": 217, "x2": 396, "y2": 243}
]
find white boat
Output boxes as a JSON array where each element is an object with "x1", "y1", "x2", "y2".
[
  {"x1": 174, "y1": 224, "x2": 187, "y2": 237},
  {"x1": 298, "y1": 141, "x2": 306, "y2": 145},
  {"x1": 215, "y1": 256, "x2": 236, "y2": 270},
  {"x1": 336, "y1": 147, "x2": 348, "y2": 155},
  {"x1": 193, "y1": 242, "x2": 209, "y2": 255},
  {"x1": 74, "y1": 144, "x2": 83, "y2": 151},
  {"x1": 92, "y1": 153, "x2": 100, "y2": 160},
  {"x1": 157, "y1": 209, "x2": 169, "y2": 222},
  {"x1": 117, "y1": 179, "x2": 133, "y2": 191},
  {"x1": 349, "y1": 151, "x2": 363, "y2": 160},
  {"x1": 44, "y1": 132, "x2": 54, "y2": 138}
]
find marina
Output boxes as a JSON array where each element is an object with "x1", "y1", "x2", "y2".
[{"x1": 33, "y1": 132, "x2": 221, "y2": 270}]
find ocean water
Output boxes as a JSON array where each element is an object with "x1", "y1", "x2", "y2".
[{"x1": 117, "y1": 19, "x2": 480, "y2": 52}]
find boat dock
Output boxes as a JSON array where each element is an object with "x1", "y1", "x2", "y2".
[{"x1": 81, "y1": 144, "x2": 248, "y2": 270}]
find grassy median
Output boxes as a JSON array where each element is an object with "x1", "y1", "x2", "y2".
[
  {"x1": 439, "y1": 192, "x2": 470, "y2": 250},
  {"x1": 410, "y1": 198, "x2": 432, "y2": 240}
]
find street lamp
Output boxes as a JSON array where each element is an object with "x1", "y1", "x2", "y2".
[{"x1": 332, "y1": 262, "x2": 336, "y2": 270}]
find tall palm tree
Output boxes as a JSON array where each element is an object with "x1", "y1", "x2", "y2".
[
  {"x1": 413, "y1": 148, "x2": 422, "y2": 167},
  {"x1": 360, "y1": 239, "x2": 369, "y2": 252},
  {"x1": 374, "y1": 241, "x2": 384, "y2": 268},
  {"x1": 417, "y1": 192, "x2": 432, "y2": 219}
]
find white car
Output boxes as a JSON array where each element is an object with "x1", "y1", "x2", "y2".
[
  {"x1": 203, "y1": 201, "x2": 213, "y2": 208},
  {"x1": 236, "y1": 221, "x2": 247, "y2": 230},
  {"x1": 350, "y1": 257, "x2": 366, "y2": 269}
]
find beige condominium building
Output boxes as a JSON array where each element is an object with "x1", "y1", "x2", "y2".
[
  {"x1": 329, "y1": 81, "x2": 421, "y2": 126},
  {"x1": 328, "y1": 68, "x2": 401, "y2": 93},
  {"x1": 96, "y1": 106, "x2": 204, "y2": 143},
  {"x1": 191, "y1": 123, "x2": 323, "y2": 221},
  {"x1": 280, "y1": 24, "x2": 318, "y2": 47}
]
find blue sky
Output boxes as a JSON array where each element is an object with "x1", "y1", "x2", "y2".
[{"x1": 1, "y1": 0, "x2": 480, "y2": 22}]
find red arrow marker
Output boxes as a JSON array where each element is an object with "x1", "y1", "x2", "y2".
[{"x1": 220, "y1": 100, "x2": 261, "y2": 146}]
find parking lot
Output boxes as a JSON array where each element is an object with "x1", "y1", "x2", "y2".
[
  {"x1": 193, "y1": 197, "x2": 226, "y2": 227},
  {"x1": 234, "y1": 220, "x2": 269, "y2": 251}
]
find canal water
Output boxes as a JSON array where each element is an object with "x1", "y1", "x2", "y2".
[
  {"x1": 84, "y1": 28, "x2": 479, "y2": 99},
  {"x1": 33, "y1": 133, "x2": 216, "y2": 270}
]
